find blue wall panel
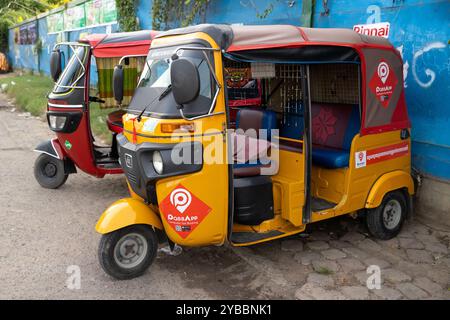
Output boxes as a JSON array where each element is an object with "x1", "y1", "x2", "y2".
[{"x1": 7, "y1": 0, "x2": 450, "y2": 180}]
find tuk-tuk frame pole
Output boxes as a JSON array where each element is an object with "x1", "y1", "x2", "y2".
[{"x1": 302, "y1": 64, "x2": 312, "y2": 224}]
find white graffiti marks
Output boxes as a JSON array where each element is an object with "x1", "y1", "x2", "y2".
[
  {"x1": 412, "y1": 42, "x2": 446, "y2": 89},
  {"x1": 396, "y1": 45, "x2": 409, "y2": 88},
  {"x1": 397, "y1": 42, "x2": 446, "y2": 89}
]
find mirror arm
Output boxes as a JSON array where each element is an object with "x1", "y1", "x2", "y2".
[{"x1": 179, "y1": 109, "x2": 225, "y2": 121}]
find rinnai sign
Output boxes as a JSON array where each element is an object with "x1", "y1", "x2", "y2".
[{"x1": 353, "y1": 22, "x2": 390, "y2": 38}]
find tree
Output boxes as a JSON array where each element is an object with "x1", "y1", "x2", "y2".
[{"x1": 0, "y1": 1, "x2": 66, "y2": 52}]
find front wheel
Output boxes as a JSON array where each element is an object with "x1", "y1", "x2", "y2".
[
  {"x1": 34, "y1": 153, "x2": 68, "y2": 189},
  {"x1": 366, "y1": 190, "x2": 408, "y2": 240},
  {"x1": 98, "y1": 225, "x2": 158, "y2": 280}
]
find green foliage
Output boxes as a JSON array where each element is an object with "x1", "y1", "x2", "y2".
[
  {"x1": 0, "y1": 74, "x2": 112, "y2": 140},
  {"x1": 116, "y1": 0, "x2": 139, "y2": 32},
  {"x1": 256, "y1": 3, "x2": 274, "y2": 19},
  {"x1": 0, "y1": 1, "x2": 66, "y2": 53},
  {"x1": 152, "y1": 0, "x2": 211, "y2": 30},
  {"x1": 0, "y1": 74, "x2": 53, "y2": 116}
]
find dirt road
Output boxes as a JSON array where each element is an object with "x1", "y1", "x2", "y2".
[{"x1": 0, "y1": 94, "x2": 448, "y2": 300}]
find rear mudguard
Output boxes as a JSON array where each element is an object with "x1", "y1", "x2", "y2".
[
  {"x1": 96, "y1": 198, "x2": 163, "y2": 234},
  {"x1": 365, "y1": 170, "x2": 414, "y2": 209},
  {"x1": 34, "y1": 138, "x2": 65, "y2": 160}
]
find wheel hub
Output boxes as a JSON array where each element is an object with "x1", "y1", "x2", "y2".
[
  {"x1": 43, "y1": 162, "x2": 57, "y2": 177},
  {"x1": 114, "y1": 233, "x2": 148, "y2": 269},
  {"x1": 383, "y1": 199, "x2": 402, "y2": 230}
]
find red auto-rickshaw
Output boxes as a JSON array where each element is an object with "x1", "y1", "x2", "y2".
[{"x1": 34, "y1": 30, "x2": 158, "y2": 188}]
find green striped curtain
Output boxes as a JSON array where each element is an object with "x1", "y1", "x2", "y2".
[{"x1": 96, "y1": 56, "x2": 146, "y2": 108}]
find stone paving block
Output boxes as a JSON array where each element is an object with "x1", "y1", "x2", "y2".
[
  {"x1": 426, "y1": 269, "x2": 449, "y2": 285},
  {"x1": 329, "y1": 240, "x2": 352, "y2": 249},
  {"x1": 377, "y1": 238, "x2": 400, "y2": 249},
  {"x1": 407, "y1": 223, "x2": 431, "y2": 235},
  {"x1": 294, "y1": 251, "x2": 322, "y2": 266},
  {"x1": 337, "y1": 258, "x2": 366, "y2": 272},
  {"x1": 281, "y1": 239, "x2": 304, "y2": 252},
  {"x1": 413, "y1": 277, "x2": 443, "y2": 296},
  {"x1": 357, "y1": 238, "x2": 382, "y2": 252},
  {"x1": 297, "y1": 283, "x2": 347, "y2": 300},
  {"x1": 373, "y1": 287, "x2": 404, "y2": 300},
  {"x1": 321, "y1": 248, "x2": 347, "y2": 260},
  {"x1": 310, "y1": 231, "x2": 332, "y2": 241},
  {"x1": 294, "y1": 288, "x2": 314, "y2": 300},
  {"x1": 383, "y1": 268, "x2": 412, "y2": 283},
  {"x1": 306, "y1": 273, "x2": 335, "y2": 288},
  {"x1": 340, "y1": 286, "x2": 370, "y2": 300},
  {"x1": 396, "y1": 283, "x2": 429, "y2": 299},
  {"x1": 340, "y1": 231, "x2": 366, "y2": 243},
  {"x1": 363, "y1": 257, "x2": 391, "y2": 269},
  {"x1": 423, "y1": 242, "x2": 448, "y2": 255},
  {"x1": 306, "y1": 241, "x2": 330, "y2": 251},
  {"x1": 342, "y1": 247, "x2": 369, "y2": 260},
  {"x1": 354, "y1": 271, "x2": 371, "y2": 286},
  {"x1": 399, "y1": 237, "x2": 424, "y2": 249},
  {"x1": 406, "y1": 249, "x2": 434, "y2": 264},
  {"x1": 312, "y1": 259, "x2": 340, "y2": 274},
  {"x1": 415, "y1": 234, "x2": 439, "y2": 245}
]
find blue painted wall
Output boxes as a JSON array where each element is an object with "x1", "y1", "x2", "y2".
[{"x1": 7, "y1": 0, "x2": 450, "y2": 181}]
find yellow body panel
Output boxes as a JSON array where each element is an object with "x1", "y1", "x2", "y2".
[
  {"x1": 271, "y1": 148, "x2": 305, "y2": 226},
  {"x1": 310, "y1": 130, "x2": 412, "y2": 222},
  {"x1": 120, "y1": 32, "x2": 230, "y2": 247},
  {"x1": 96, "y1": 198, "x2": 163, "y2": 234}
]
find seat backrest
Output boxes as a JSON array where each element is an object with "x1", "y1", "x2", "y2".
[
  {"x1": 236, "y1": 109, "x2": 277, "y2": 140},
  {"x1": 311, "y1": 103, "x2": 360, "y2": 150}
]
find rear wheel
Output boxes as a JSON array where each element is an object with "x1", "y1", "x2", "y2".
[
  {"x1": 366, "y1": 190, "x2": 407, "y2": 240},
  {"x1": 34, "y1": 153, "x2": 68, "y2": 189},
  {"x1": 98, "y1": 225, "x2": 158, "y2": 280}
]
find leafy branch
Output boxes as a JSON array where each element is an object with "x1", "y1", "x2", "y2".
[{"x1": 152, "y1": 0, "x2": 211, "y2": 30}]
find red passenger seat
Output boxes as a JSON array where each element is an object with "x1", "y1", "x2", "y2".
[{"x1": 107, "y1": 109, "x2": 126, "y2": 134}]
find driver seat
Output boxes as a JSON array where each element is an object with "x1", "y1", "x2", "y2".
[{"x1": 107, "y1": 109, "x2": 126, "y2": 134}]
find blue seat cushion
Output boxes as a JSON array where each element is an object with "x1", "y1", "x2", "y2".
[{"x1": 312, "y1": 147, "x2": 350, "y2": 168}]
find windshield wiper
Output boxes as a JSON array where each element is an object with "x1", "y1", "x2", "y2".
[
  {"x1": 136, "y1": 84, "x2": 172, "y2": 121},
  {"x1": 158, "y1": 84, "x2": 172, "y2": 101}
]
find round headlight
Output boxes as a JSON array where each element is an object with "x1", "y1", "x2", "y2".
[{"x1": 152, "y1": 151, "x2": 163, "y2": 174}]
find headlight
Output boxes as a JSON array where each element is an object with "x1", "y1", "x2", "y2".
[
  {"x1": 152, "y1": 151, "x2": 163, "y2": 174},
  {"x1": 49, "y1": 115, "x2": 66, "y2": 130}
]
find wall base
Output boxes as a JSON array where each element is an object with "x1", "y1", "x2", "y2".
[{"x1": 414, "y1": 176, "x2": 450, "y2": 231}]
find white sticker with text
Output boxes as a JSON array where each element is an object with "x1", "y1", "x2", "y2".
[{"x1": 355, "y1": 150, "x2": 367, "y2": 168}]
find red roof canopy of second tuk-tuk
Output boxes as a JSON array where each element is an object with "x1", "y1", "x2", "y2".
[{"x1": 80, "y1": 30, "x2": 159, "y2": 58}]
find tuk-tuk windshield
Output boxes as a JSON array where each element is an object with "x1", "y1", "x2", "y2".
[
  {"x1": 127, "y1": 45, "x2": 214, "y2": 118},
  {"x1": 53, "y1": 46, "x2": 87, "y2": 94}
]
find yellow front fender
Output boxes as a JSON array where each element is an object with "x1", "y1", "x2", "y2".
[
  {"x1": 366, "y1": 170, "x2": 414, "y2": 208},
  {"x1": 96, "y1": 198, "x2": 163, "y2": 234}
]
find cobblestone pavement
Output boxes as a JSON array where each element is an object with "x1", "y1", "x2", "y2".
[
  {"x1": 234, "y1": 217, "x2": 450, "y2": 300},
  {"x1": 0, "y1": 93, "x2": 449, "y2": 299}
]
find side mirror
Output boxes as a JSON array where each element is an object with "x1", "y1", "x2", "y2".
[
  {"x1": 170, "y1": 58, "x2": 200, "y2": 106},
  {"x1": 113, "y1": 65, "x2": 124, "y2": 104},
  {"x1": 50, "y1": 49, "x2": 62, "y2": 82}
]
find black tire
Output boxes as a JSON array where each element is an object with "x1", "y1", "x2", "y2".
[
  {"x1": 366, "y1": 190, "x2": 408, "y2": 240},
  {"x1": 34, "y1": 153, "x2": 68, "y2": 189},
  {"x1": 98, "y1": 225, "x2": 158, "y2": 280}
]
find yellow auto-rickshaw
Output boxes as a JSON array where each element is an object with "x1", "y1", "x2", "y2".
[{"x1": 96, "y1": 24, "x2": 414, "y2": 279}]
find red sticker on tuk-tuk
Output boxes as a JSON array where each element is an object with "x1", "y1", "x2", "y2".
[
  {"x1": 369, "y1": 60, "x2": 398, "y2": 108},
  {"x1": 159, "y1": 184, "x2": 212, "y2": 239}
]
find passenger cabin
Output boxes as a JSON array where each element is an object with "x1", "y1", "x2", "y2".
[{"x1": 153, "y1": 24, "x2": 410, "y2": 242}]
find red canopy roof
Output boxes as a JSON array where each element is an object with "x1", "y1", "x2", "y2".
[{"x1": 80, "y1": 30, "x2": 158, "y2": 58}]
